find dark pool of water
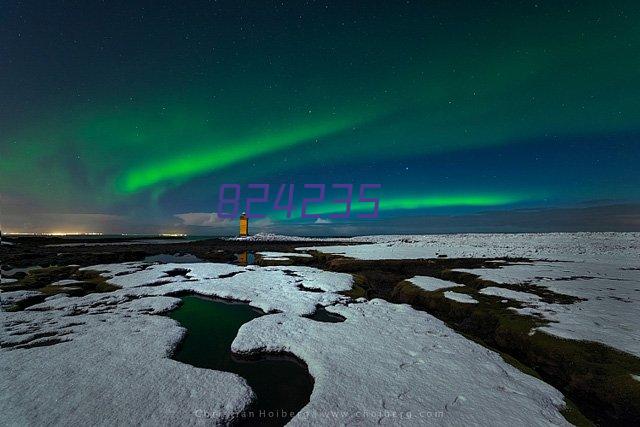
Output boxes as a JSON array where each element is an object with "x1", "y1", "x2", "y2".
[{"x1": 170, "y1": 295, "x2": 313, "y2": 426}]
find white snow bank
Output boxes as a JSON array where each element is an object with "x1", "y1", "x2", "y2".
[
  {"x1": 479, "y1": 287, "x2": 542, "y2": 303},
  {"x1": 257, "y1": 251, "x2": 313, "y2": 260},
  {"x1": 83, "y1": 262, "x2": 353, "y2": 316},
  {"x1": 444, "y1": 291, "x2": 478, "y2": 304},
  {"x1": 232, "y1": 299, "x2": 568, "y2": 426},
  {"x1": 300, "y1": 232, "x2": 639, "y2": 266},
  {"x1": 458, "y1": 261, "x2": 640, "y2": 357},
  {"x1": 0, "y1": 295, "x2": 253, "y2": 424},
  {"x1": 407, "y1": 276, "x2": 463, "y2": 292}
]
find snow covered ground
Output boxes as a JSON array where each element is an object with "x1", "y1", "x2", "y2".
[
  {"x1": 1, "y1": 294, "x2": 253, "y2": 425},
  {"x1": 300, "y1": 232, "x2": 639, "y2": 266},
  {"x1": 1, "y1": 260, "x2": 570, "y2": 425},
  {"x1": 479, "y1": 287, "x2": 543, "y2": 304},
  {"x1": 257, "y1": 251, "x2": 313, "y2": 261},
  {"x1": 301, "y1": 233, "x2": 640, "y2": 357},
  {"x1": 407, "y1": 276, "x2": 463, "y2": 292},
  {"x1": 0, "y1": 290, "x2": 42, "y2": 308},
  {"x1": 444, "y1": 291, "x2": 478, "y2": 304},
  {"x1": 233, "y1": 299, "x2": 567, "y2": 426},
  {"x1": 85, "y1": 262, "x2": 353, "y2": 316},
  {"x1": 457, "y1": 261, "x2": 640, "y2": 358}
]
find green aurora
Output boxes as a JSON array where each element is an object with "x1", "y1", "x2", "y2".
[{"x1": 1, "y1": 1, "x2": 639, "y2": 233}]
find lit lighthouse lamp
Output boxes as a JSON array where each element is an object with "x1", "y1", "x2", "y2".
[{"x1": 239, "y1": 212, "x2": 249, "y2": 237}]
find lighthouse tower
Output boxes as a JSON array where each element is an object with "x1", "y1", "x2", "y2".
[{"x1": 239, "y1": 212, "x2": 249, "y2": 237}]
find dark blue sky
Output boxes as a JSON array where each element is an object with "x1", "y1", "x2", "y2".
[{"x1": 1, "y1": 1, "x2": 639, "y2": 234}]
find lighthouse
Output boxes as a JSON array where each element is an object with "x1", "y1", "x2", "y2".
[{"x1": 239, "y1": 212, "x2": 249, "y2": 237}]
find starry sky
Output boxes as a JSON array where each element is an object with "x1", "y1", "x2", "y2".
[{"x1": 1, "y1": 1, "x2": 639, "y2": 235}]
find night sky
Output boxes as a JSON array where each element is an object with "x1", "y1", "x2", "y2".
[{"x1": 1, "y1": 1, "x2": 639, "y2": 234}]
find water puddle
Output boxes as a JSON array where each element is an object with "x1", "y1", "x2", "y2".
[{"x1": 170, "y1": 295, "x2": 313, "y2": 426}]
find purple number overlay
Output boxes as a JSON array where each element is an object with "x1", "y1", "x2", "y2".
[
  {"x1": 218, "y1": 184, "x2": 241, "y2": 218},
  {"x1": 301, "y1": 184, "x2": 325, "y2": 218},
  {"x1": 329, "y1": 184, "x2": 353, "y2": 219},
  {"x1": 357, "y1": 184, "x2": 381, "y2": 218},
  {"x1": 245, "y1": 184, "x2": 269, "y2": 218},
  {"x1": 217, "y1": 183, "x2": 380, "y2": 219}
]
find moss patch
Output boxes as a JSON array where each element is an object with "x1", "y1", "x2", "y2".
[
  {"x1": 1, "y1": 266, "x2": 119, "y2": 303},
  {"x1": 391, "y1": 280, "x2": 640, "y2": 425}
]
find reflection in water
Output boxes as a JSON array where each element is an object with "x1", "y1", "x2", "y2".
[
  {"x1": 170, "y1": 295, "x2": 313, "y2": 426},
  {"x1": 235, "y1": 251, "x2": 255, "y2": 266}
]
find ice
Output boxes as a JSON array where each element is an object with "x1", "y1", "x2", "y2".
[
  {"x1": 232, "y1": 299, "x2": 568, "y2": 426},
  {"x1": 444, "y1": 291, "x2": 478, "y2": 304},
  {"x1": 407, "y1": 276, "x2": 463, "y2": 292}
]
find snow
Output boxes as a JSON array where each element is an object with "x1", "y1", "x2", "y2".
[
  {"x1": 1, "y1": 295, "x2": 253, "y2": 424},
  {"x1": 50, "y1": 279, "x2": 84, "y2": 287},
  {"x1": 1, "y1": 290, "x2": 42, "y2": 308},
  {"x1": 479, "y1": 287, "x2": 542, "y2": 304},
  {"x1": 632, "y1": 374, "x2": 640, "y2": 382},
  {"x1": 257, "y1": 251, "x2": 313, "y2": 260},
  {"x1": 232, "y1": 299, "x2": 568, "y2": 426},
  {"x1": 229, "y1": 233, "x2": 327, "y2": 242},
  {"x1": 1, "y1": 240, "x2": 14, "y2": 245},
  {"x1": 300, "y1": 233, "x2": 640, "y2": 357},
  {"x1": 457, "y1": 261, "x2": 640, "y2": 357},
  {"x1": 300, "y1": 232, "x2": 639, "y2": 266},
  {"x1": 2, "y1": 259, "x2": 572, "y2": 425},
  {"x1": 407, "y1": 276, "x2": 463, "y2": 292},
  {"x1": 84, "y1": 262, "x2": 353, "y2": 316},
  {"x1": 1, "y1": 262, "x2": 358, "y2": 424},
  {"x1": 1, "y1": 278, "x2": 18, "y2": 284},
  {"x1": 443, "y1": 291, "x2": 478, "y2": 304}
]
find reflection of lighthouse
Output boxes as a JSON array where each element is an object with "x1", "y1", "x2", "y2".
[{"x1": 239, "y1": 212, "x2": 249, "y2": 237}]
